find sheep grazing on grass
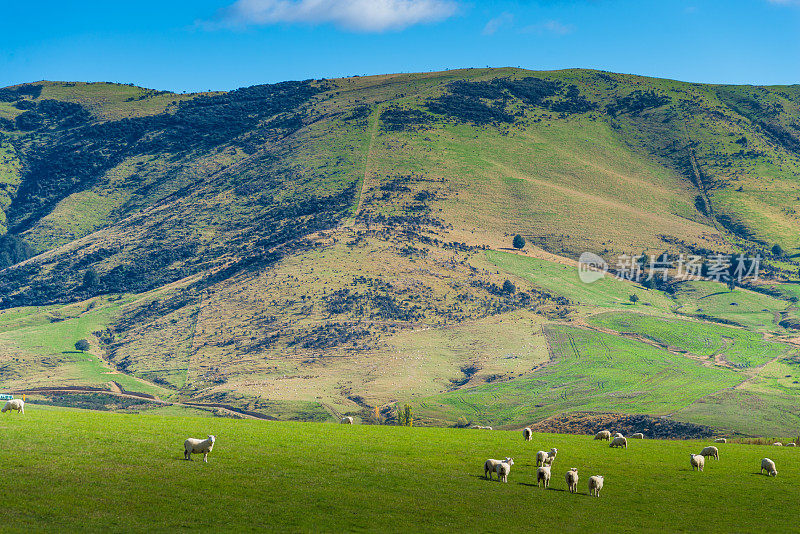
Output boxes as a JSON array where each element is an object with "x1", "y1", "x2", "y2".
[
  {"x1": 536, "y1": 448, "x2": 558, "y2": 467},
  {"x1": 484, "y1": 457, "x2": 513, "y2": 480},
  {"x1": 690, "y1": 454, "x2": 704, "y2": 472},
  {"x1": 472, "y1": 425, "x2": 493, "y2": 430},
  {"x1": 772, "y1": 442, "x2": 782, "y2": 446},
  {"x1": 1, "y1": 399, "x2": 24, "y2": 414},
  {"x1": 565, "y1": 468, "x2": 579, "y2": 494},
  {"x1": 523, "y1": 427, "x2": 533, "y2": 441},
  {"x1": 536, "y1": 465, "x2": 551, "y2": 488},
  {"x1": 341, "y1": 416, "x2": 353, "y2": 424},
  {"x1": 714, "y1": 438, "x2": 727, "y2": 443},
  {"x1": 761, "y1": 458, "x2": 777, "y2": 477},
  {"x1": 613, "y1": 432, "x2": 624, "y2": 438},
  {"x1": 496, "y1": 460, "x2": 513, "y2": 483},
  {"x1": 184, "y1": 435, "x2": 215, "y2": 462},
  {"x1": 700, "y1": 446, "x2": 719, "y2": 461},
  {"x1": 594, "y1": 430, "x2": 611, "y2": 441},
  {"x1": 787, "y1": 443, "x2": 796, "y2": 447},
  {"x1": 630, "y1": 433, "x2": 644, "y2": 439},
  {"x1": 609, "y1": 436, "x2": 627, "y2": 449},
  {"x1": 588, "y1": 475, "x2": 604, "y2": 497}
]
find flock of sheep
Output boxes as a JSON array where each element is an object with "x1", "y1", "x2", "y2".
[{"x1": 482, "y1": 427, "x2": 784, "y2": 496}]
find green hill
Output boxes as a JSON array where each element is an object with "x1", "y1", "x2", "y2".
[{"x1": 1, "y1": 69, "x2": 800, "y2": 433}]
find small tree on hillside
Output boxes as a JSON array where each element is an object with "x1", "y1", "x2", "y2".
[
  {"x1": 74, "y1": 339, "x2": 90, "y2": 352},
  {"x1": 772, "y1": 244, "x2": 784, "y2": 257},
  {"x1": 629, "y1": 294, "x2": 639, "y2": 304},
  {"x1": 512, "y1": 234, "x2": 526, "y2": 250},
  {"x1": 398, "y1": 404, "x2": 413, "y2": 427},
  {"x1": 502, "y1": 279, "x2": 516, "y2": 294}
]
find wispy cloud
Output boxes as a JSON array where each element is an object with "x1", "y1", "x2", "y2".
[
  {"x1": 766, "y1": 0, "x2": 800, "y2": 4},
  {"x1": 206, "y1": 0, "x2": 460, "y2": 32},
  {"x1": 482, "y1": 12, "x2": 514, "y2": 35},
  {"x1": 521, "y1": 20, "x2": 575, "y2": 35}
]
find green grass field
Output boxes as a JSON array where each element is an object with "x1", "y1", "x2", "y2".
[{"x1": 1, "y1": 408, "x2": 798, "y2": 533}]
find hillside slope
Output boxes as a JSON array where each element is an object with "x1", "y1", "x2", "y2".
[{"x1": 1, "y1": 69, "x2": 800, "y2": 432}]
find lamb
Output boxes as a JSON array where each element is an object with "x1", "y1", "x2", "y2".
[
  {"x1": 594, "y1": 430, "x2": 611, "y2": 441},
  {"x1": 536, "y1": 448, "x2": 558, "y2": 467},
  {"x1": 787, "y1": 443, "x2": 796, "y2": 447},
  {"x1": 714, "y1": 438, "x2": 727, "y2": 443},
  {"x1": 690, "y1": 453, "x2": 704, "y2": 472},
  {"x1": 565, "y1": 468, "x2": 579, "y2": 493},
  {"x1": 772, "y1": 442, "x2": 782, "y2": 446},
  {"x1": 496, "y1": 460, "x2": 513, "y2": 483},
  {"x1": 588, "y1": 475, "x2": 604, "y2": 497},
  {"x1": 761, "y1": 458, "x2": 777, "y2": 477},
  {"x1": 523, "y1": 427, "x2": 533, "y2": 441},
  {"x1": 700, "y1": 446, "x2": 719, "y2": 461},
  {"x1": 184, "y1": 435, "x2": 215, "y2": 462},
  {"x1": 1, "y1": 399, "x2": 24, "y2": 414},
  {"x1": 341, "y1": 416, "x2": 353, "y2": 424},
  {"x1": 484, "y1": 457, "x2": 513, "y2": 480},
  {"x1": 630, "y1": 433, "x2": 644, "y2": 439},
  {"x1": 471, "y1": 425, "x2": 493, "y2": 430},
  {"x1": 536, "y1": 465, "x2": 551, "y2": 488},
  {"x1": 609, "y1": 436, "x2": 627, "y2": 449}
]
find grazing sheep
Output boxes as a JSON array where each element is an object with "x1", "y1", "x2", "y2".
[
  {"x1": 588, "y1": 475, "x2": 604, "y2": 497},
  {"x1": 609, "y1": 436, "x2": 627, "y2": 449},
  {"x1": 714, "y1": 438, "x2": 727, "y2": 443},
  {"x1": 523, "y1": 427, "x2": 533, "y2": 441},
  {"x1": 613, "y1": 432, "x2": 624, "y2": 438},
  {"x1": 565, "y1": 468, "x2": 579, "y2": 493},
  {"x1": 341, "y1": 416, "x2": 353, "y2": 424},
  {"x1": 496, "y1": 461, "x2": 513, "y2": 483},
  {"x1": 700, "y1": 446, "x2": 719, "y2": 460},
  {"x1": 471, "y1": 425, "x2": 493, "y2": 430},
  {"x1": 594, "y1": 430, "x2": 611, "y2": 441},
  {"x1": 184, "y1": 435, "x2": 215, "y2": 462},
  {"x1": 690, "y1": 454, "x2": 705, "y2": 472},
  {"x1": 761, "y1": 458, "x2": 777, "y2": 477},
  {"x1": 1, "y1": 399, "x2": 24, "y2": 414},
  {"x1": 630, "y1": 433, "x2": 644, "y2": 439},
  {"x1": 484, "y1": 457, "x2": 513, "y2": 480},
  {"x1": 536, "y1": 465, "x2": 551, "y2": 488},
  {"x1": 536, "y1": 448, "x2": 558, "y2": 467},
  {"x1": 773, "y1": 442, "x2": 782, "y2": 446},
  {"x1": 787, "y1": 443, "x2": 796, "y2": 447}
]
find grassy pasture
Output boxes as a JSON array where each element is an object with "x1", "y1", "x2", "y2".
[
  {"x1": 417, "y1": 325, "x2": 744, "y2": 428},
  {"x1": 1, "y1": 408, "x2": 798, "y2": 533}
]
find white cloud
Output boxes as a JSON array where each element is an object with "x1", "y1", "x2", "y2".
[
  {"x1": 482, "y1": 12, "x2": 514, "y2": 35},
  {"x1": 212, "y1": 0, "x2": 460, "y2": 32}
]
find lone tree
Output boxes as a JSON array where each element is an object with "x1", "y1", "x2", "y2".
[
  {"x1": 74, "y1": 339, "x2": 90, "y2": 352},
  {"x1": 629, "y1": 294, "x2": 639, "y2": 304},
  {"x1": 772, "y1": 244, "x2": 784, "y2": 257},
  {"x1": 512, "y1": 234, "x2": 526, "y2": 250},
  {"x1": 398, "y1": 404, "x2": 414, "y2": 427}
]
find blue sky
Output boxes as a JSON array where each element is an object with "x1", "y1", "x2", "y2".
[{"x1": 2, "y1": 1, "x2": 798, "y2": 91}]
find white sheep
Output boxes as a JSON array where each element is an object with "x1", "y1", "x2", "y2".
[
  {"x1": 773, "y1": 442, "x2": 782, "y2": 446},
  {"x1": 690, "y1": 453, "x2": 704, "y2": 472},
  {"x1": 496, "y1": 460, "x2": 513, "y2": 483},
  {"x1": 714, "y1": 438, "x2": 727, "y2": 443},
  {"x1": 536, "y1": 448, "x2": 558, "y2": 467},
  {"x1": 1, "y1": 399, "x2": 24, "y2": 414},
  {"x1": 630, "y1": 433, "x2": 644, "y2": 439},
  {"x1": 700, "y1": 446, "x2": 719, "y2": 460},
  {"x1": 613, "y1": 432, "x2": 624, "y2": 438},
  {"x1": 761, "y1": 458, "x2": 777, "y2": 477},
  {"x1": 565, "y1": 468, "x2": 579, "y2": 494},
  {"x1": 341, "y1": 416, "x2": 353, "y2": 424},
  {"x1": 484, "y1": 457, "x2": 513, "y2": 480},
  {"x1": 536, "y1": 465, "x2": 551, "y2": 488},
  {"x1": 523, "y1": 427, "x2": 533, "y2": 441},
  {"x1": 787, "y1": 443, "x2": 796, "y2": 447},
  {"x1": 184, "y1": 435, "x2": 215, "y2": 462},
  {"x1": 588, "y1": 475, "x2": 604, "y2": 497},
  {"x1": 471, "y1": 425, "x2": 493, "y2": 430},
  {"x1": 609, "y1": 436, "x2": 627, "y2": 449},
  {"x1": 594, "y1": 430, "x2": 611, "y2": 441}
]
